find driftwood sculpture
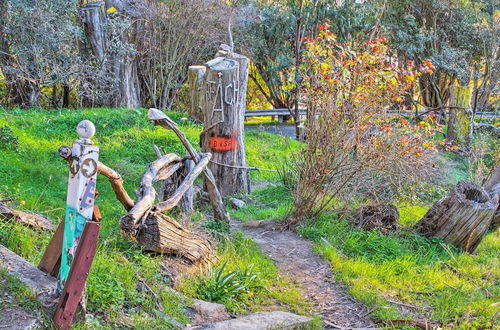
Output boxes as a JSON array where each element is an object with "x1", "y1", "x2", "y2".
[
  {"x1": 58, "y1": 110, "x2": 230, "y2": 264},
  {"x1": 414, "y1": 181, "x2": 499, "y2": 252}
]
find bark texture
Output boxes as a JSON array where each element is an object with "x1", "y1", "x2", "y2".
[
  {"x1": 188, "y1": 65, "x2": 206, "y2": 122},
  {"x1": 0, "y1": 202, "x2": 54, "y2": 231},
  {"x1": 118, "y1": 151, "x2": 214, "y2": 264},
  {"x1": 446, "y1": 86, "x2": 472, "y2": 148},
  {"x1": 414, "y1": 181, "x2": 498, "y2": 252},
  {"x1": 199, "y1": 49, "x2": 249, "y2": 196},
  {"x1": 357, "y1": 204, "x2": 400, "y2": 234}
]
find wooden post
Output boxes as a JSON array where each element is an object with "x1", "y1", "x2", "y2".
[
  {"x1": 53, "y1": 220, "x2": 100, "y2": 329},
  {"x1": 199, "y1": 46, "x2": 250, "y2": 196},
  {"x1": 58, "y1": 120, "x2": 99, "y2": 291}
]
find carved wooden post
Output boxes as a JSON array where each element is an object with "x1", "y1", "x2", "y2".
[
  {"x1": 199, "y1": 47, "x2": 249, "y2": 196},
  {"x1": 57, "y1": 120, "x2": 99, "y2": 291}
]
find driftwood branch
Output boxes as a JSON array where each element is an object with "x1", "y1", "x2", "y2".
[
  {"x1": 148, "y1": 108, "x2": 230, "y2": 222},
  {"x1": 153, "y1": 153, "x2": 210, "y2": 213},
  {"x1": 96, "y1": 161, "x2": 135, "y2": 211},
  {"x1": 120, "y1": 153, "x2": 181, "y2": 237}
]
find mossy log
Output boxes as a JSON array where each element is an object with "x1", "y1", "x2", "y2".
[{"x1": 414, "y1": 181, "x2": 498, "y2": 252}]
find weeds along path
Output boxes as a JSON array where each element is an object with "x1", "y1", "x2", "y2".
[{"x1": 231, "y1": 219, "x2": 375, "y2": 329}]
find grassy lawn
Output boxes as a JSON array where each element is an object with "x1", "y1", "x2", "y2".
[
  {"x1": 0, "y1": 107, "x2": 306, "y2": 327},
  {"x1": 232, "y1": 179, "x2": 499, "y2": 328}
]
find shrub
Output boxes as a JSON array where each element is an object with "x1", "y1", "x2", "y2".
[
  {"x1": 286, "y1": 23, "x2": 440, "y2": 226},
  {"x1": 195, "y1": 261, "x2": 264, "y2": 305}
]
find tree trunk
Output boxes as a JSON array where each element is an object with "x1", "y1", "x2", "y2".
[
  {"x1": 188, "y1": 65, "x2": 206, "y2": 122},
  {"x1": 135, "y1": 212, "x2": 213, "y2": 264},
  {"x1": 81, "y1": 1, "x2": 141, "y2": 108},
  {"x1": 446, "y1": 86, "x2": 473, "y2": 149},
  {"x1": 414, "y1": 181, "x2": 499, "y2": 252},
  {"x1": 200, "y1": 51, "x2": 248, "y2": 196}
]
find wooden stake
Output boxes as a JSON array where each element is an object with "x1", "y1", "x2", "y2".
[{"x1": 53, "y1": 221, "x2": 100, "y2": 330}]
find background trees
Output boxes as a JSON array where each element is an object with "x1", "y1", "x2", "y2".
[{"x1": 0, "y1": 0, "x2": 497, "y2": 112}]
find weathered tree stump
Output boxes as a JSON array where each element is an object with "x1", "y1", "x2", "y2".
[
  {"x1": 196, "y1": 46, "x2": 249, "y2": 196},
  {"x1": 117, "y1": 152, "x2": 215, "y2": 264},
  {"x1": 187, "y1": 65, "x2": 207, "y2": 122},
  {"x1": 414, "y1": 181, "x2": 499, "y2": 252},
  {"x1": 357, "y1": 204, "x2": 400, "y2": 234}
]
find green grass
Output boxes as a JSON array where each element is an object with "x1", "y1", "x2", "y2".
[
  {"x1": 0, "y1": 268, "x2": 43, "y2": 312},
  {"x1": 235, "y1": 182, "x2": 499, "y2": 328},
  {"x1": 0, "y1": 107, "x2": 304, "y2": 327},
  {"x1": 300, "y1": 214, "x2": 499, "y2": 328},
  {"x1": 230, "y1": 184, "x2": 292, "y2": 221},
  {"x1": 179, "y1": 231, "x2": 311, "y2": 315}
]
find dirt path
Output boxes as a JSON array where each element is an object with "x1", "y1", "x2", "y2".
[{"x1": 231, "y1": 220, "x2": 375, "y2": 329}]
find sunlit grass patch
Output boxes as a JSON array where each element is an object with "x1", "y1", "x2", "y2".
[
  {"x1": 0, "y1": 107, "x2": 306, "y2": 325},
  {"x1": 230, "y1": 184, "x2": 292, "y2": 221},
  {"x1": 179, "y1": 231, "x2": 312, "y2": 315},
  {"x1": 302, "y1": 213, "x2": 499, "y2": 328}
]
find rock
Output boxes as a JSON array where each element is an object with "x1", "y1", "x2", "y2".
[
  {"x1": 229, "y1": 198, "x2": 245, "y2": 209},
  {"x1": 0, "y1": 308, "x2": 40, "y2": 330},
  {"x1": 192, "y1": 299, "x2": 229, "y2": 323},
  {"x1": 241, "y1": 221, "x2": 263, "y2": 228},
  {"x1": 190, "y1": 311, "x2": 313, "y2": 329}
]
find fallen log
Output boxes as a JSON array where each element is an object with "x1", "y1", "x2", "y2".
[
  {"x1": 0, "y1": 202, "x2": 54, "y2": 231},
  {"x1": 118, "y1": 151, "x2": 214, "y2": 264},
  {"x1": 414, "y1": 181, "x2": 499, "y2": 252}
]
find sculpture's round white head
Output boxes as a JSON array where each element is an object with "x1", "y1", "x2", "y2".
[{"x1": 76, "y1": 120, "x2": 96, "y2": 139}]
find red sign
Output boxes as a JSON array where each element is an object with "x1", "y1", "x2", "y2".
[{"x1": 209, "y1": 136, "x2": 237, "y2": 151}]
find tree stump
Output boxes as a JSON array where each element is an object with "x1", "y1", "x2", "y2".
[
  {"x1": 414, "y1": 181, "x2": 499, "y2": 252},
  {"x1": 357, "y1": 204, "x2": 400, "y2": 234},
  {"x1": 188, "y1": 65, "x2": 206, "y2": 122},
  {"x1": 198, "y1": 48, "x2": 249, "y2": 196}
]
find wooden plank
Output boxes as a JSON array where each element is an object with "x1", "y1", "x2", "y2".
[
  {"x1": 0, "y1": 245, "x2": 57, "y2": 309},
  {"x1": 38, "y1": 221, "x2": 64, "y2": 277},
  {"x1": 53, "y1": 221, "x2": 100, "y2": 330}
]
